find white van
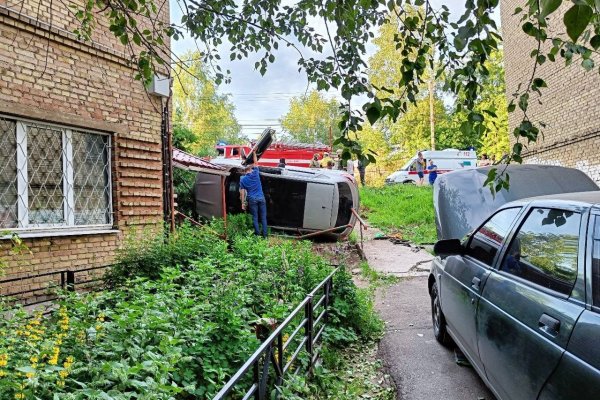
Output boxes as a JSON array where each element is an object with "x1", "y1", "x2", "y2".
[{"x1": 385, "y1": 149, "x2": 477, "y2": 184}]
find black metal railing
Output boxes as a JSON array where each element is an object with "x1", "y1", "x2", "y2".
[
  {"x1": 0, "y1": 265, "x2": 110, "y2": 307},
  {"x1": 213, "y1": 266, "x2": 339, "y2": 400}
]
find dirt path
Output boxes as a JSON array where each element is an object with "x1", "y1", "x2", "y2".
[{"x1": 362, "y1": 230, "x2": 496, "y2": 400}]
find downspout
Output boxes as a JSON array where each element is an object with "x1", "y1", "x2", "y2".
[
  {"x1": 221, "y1": 175, "x2": 227, "y2": 239},
  {"x1": 161, "y1": 99, "x2": 175, "y2": 233}
]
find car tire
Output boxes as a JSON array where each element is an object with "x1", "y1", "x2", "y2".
[{"x1": 431, "y1": 283, "x2": 451, "y2": 347}]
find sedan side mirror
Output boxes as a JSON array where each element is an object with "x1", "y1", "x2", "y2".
[{"x1": 433, "y1": 239, "x2": 464, "y2": 257}]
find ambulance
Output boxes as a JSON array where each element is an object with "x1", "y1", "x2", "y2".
[{"x1": 385, "y1": 149, "x2": 477, "y2": 185}]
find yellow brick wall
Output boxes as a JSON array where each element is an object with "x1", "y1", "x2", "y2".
[
  {"x1": 501, "y1": 0, "x2": 600, "y2": 181},
  {"x1": 0, "y1": 0, "x2": 170, "y2": 301}
]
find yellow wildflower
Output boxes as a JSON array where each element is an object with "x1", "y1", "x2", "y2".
[
  {"x1": 95, "y1": 324, "x2": 103, "y2": 331},
  {"x1": 63, "y1": 356, "x2": 74, "y2": 370},
  {"x1": 48, "y1": 347, "x2": 60, "y2": 366},
  {"x1": 59, "y1": 370, "x2": 69, "y2": 379},
  {"x1": 0, "y1": 370, "x2": 6, "y2": 377},
  {"x1": 56, "y1": 380, "x2": 65, "y2": 388},
  {"x1": 0, "y1": 354, "x2": 8, "y2": 367},
  {"x1": 26, "y1": 371, "x2": 35, "y2": 379},
  {"x1": 29, "y1": 356, "x2": 38, "y2": 364},
  {"x1": 15, "y1": 393, "x2": 25, "y2": 400}
]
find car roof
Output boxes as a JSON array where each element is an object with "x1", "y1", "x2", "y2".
[
  {"x1": 509, "y1": 191, "x2": 600, "y2": 207},
  {"x1": 433, "y1": 164, "x2": 599, "y2": 240}
]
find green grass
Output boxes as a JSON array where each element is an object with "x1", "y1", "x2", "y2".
[
  {"x1": 359, "y1": 184, "x2": 437, "y2": 244},
  {"x1": 360, "y1": 261, "x2": 400, "y2": 286}
]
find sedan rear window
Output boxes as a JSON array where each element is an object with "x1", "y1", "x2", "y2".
[{"x1": 501, "y1": 208, "x2": 580, "y2": 296}]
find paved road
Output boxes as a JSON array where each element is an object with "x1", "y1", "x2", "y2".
[{"x1": 376, "y1": 276, "x2": 496, "y2": 400}]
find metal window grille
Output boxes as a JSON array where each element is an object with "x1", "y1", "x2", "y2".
[{"x1": 0, "y1": 116, "x2": 112, "y2": 230}]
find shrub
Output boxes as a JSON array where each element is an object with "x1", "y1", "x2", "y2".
[{"x1": 0, "y1": 219, "x2": 380, "y2": 399}]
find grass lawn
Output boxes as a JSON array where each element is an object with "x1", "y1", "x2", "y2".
[{"x1": 359, "y1": 184, "x2": 437, "y2": 244}]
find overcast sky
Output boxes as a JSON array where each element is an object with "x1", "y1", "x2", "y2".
[{"x1": 170, "y1": 0, "x2": 501, "y2": 138}]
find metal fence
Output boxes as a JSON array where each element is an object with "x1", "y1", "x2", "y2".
[
  {"x1": 0, "y1": 265, "x2": 110, "y2": 308},
  {"x1": 212, "y1": 266, "x2": 339, "y2": 400}
]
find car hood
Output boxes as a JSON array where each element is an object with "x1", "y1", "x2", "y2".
[{"x1": 433, "y1": 164, "x2": 599, "y2": 240}]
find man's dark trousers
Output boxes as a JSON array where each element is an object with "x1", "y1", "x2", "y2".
[{"x1": 248, "y1": 197, "x2": 268, "y2": 237}]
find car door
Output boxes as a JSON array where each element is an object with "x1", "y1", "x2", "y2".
[
  {"x1": 538, "y1": 212, "x2": 600, "y2": 399},
  {"x1": 303, "y1": 182, "x2": 335, "y2": 230},
  {"x1": 440, "y1": 207, "x2": 522, "y2": 368},
  {"x1": 477, "y1": 206, "x2": 586, "y2": 400}
]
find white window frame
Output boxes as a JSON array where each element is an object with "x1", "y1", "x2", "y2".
[{"x1": 1, "y1": 115, "x2": 115, "y2": 238}]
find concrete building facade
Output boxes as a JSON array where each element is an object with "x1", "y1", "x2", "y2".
[
  {"x1": 501, "y1": 0, "x2": 600, "y2": 182},
  {"x1": 0, "y1": 0, "x2": 171, "y2": 302}
]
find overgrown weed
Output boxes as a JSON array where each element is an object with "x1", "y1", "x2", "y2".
[{"x1": 0, "y1": 218, "x2": 389, "y2": 399}]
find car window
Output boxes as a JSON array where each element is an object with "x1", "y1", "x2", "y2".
[
  {"x1": 592, "y1": 216, "x2": 600, "y2": 308},
  {"x1": 467, "y1": 207, "x2": 521, "y2": 266},
  {"x1": 501, "y1": 208, "x2": 580, "y2": 296}
]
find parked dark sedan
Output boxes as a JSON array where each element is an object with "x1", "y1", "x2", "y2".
[{"x1": 429, "y1": 191, "x2": 600, "y2": 400}]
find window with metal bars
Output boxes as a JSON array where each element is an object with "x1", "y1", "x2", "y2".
[{"x1": 0, "y1": 116, "x2": 112, "y2": 232}]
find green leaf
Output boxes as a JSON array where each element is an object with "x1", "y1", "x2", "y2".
[
  {"x1": 522, "y1": 22, "x2": 535, "y2": 37},
  {"x1": 16, "y1": 366, "x2": 37, "y2": 373},
  {"x1": 518, "y1": 93, "x2": 529, "y2": 111},
  {"x1": 582, "y1": 58, "x2": 595, "y2": 71},
  {"x1": 532, "y1": 78, "x2": 547, "y2": 88},
  {"x1": 366, "y1": 106, "x2": 381, "y2": 125},
  {"x1": 590, "y1": 35, "x2": 600, "y2": 50},
  {"x1": 563, "y1": 4, "x2": 593, "y2": 42},
  {"x1": 540, "y1": 0, "x2": 562, "y2": 19}
]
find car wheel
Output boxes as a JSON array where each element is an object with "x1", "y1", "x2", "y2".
[{"x1": 431, "y1": 283, "x2": 451, "y2": 346}]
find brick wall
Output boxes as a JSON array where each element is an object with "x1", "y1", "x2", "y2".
[
  {"x1": 501, "y1": 0, "x2": 600, "y2": 182},
  {"x1": 0, "y1": 0, "x2": 170, "y2": 303}
]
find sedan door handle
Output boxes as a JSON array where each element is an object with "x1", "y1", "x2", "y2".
[
  {"x1": 471, "y1": 276, "x2": 481, "y2": 291},
  {"x1": 539, "y1": 313, "x2": 561, "y2": 337}
]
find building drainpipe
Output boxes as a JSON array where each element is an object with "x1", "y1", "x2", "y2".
[
  {"x1": 221, "y1": 175, "x2": 228, "y2": 239},
  {"x1": 161, "y1": 100, "x2": 175, "y2": 233}
]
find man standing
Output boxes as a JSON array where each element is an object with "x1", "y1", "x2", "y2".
[
  {"x1": 427, "y1": 159, "x2": 438, "y2": 185},
  {"x1": 478, "y1": 154, "x2": 491, "y2": 167},
  {"x1": 240, "y1": 152, "x2": 268, "y2": 238},
  {"x1": 346, "y1": 157, "x2": 355, "y2": 176},
  {"x1": 321, "y1": 152, "x2": 333, "y2": 168},
  {"x1": 309, "y1": 154, "x2": 320, "y2": 168},
  {"x1": 357, "y1": 158, "x2": 366, "y2": 186},
  {"x1": 416, "y1": 152, "x2": 425, "y2": 185}
]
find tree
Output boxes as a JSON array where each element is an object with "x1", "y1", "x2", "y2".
[
  {"x1": 450, "y1": 48, "x2": 510, "y2": 159},
  {"x1": 75, "y1": 0, "x2": 600, "y2": 192},
  {"x1": 389, "y1": 97, "x2": 460, "y2": 158},
  {"x1": 475, "y1": 50, "x2": 510, "y2": 160},
  {"x1": 173, "y1": 51, "x2": 242, "y2": 156},
  {"x1": 280, "y1": 91, "x2": 342, "y2": 145}
]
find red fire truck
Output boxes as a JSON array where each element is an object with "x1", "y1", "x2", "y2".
[{"x1": 215, "y1": 141, "x2": 331, "y2": 167}]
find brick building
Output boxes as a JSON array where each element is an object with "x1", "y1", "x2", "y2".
[
  {"x1": 501, "y1": 1, "x2": 600, "y2": 182},
  {"x1": 0, "y1": 1, "x2": 171, "y2": 301}
]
